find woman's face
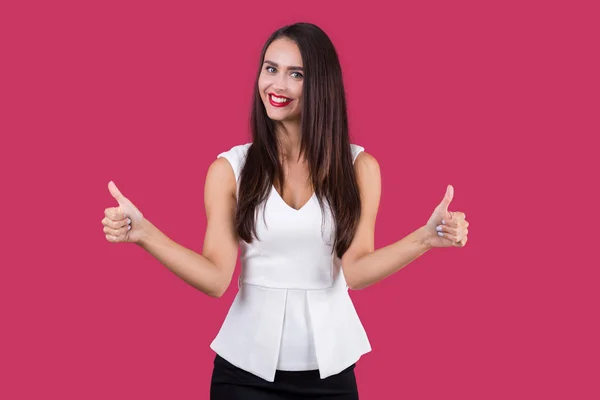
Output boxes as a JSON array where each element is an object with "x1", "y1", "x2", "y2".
[{"x1": 258, "y1": 38, "x2": 304, "y2": 122}]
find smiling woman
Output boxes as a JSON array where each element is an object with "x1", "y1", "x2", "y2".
[
  {"x1": 259, "y1": 46, "x2": 304, "y2": 115},
  {"x1": 208, "y1": 22, "x2": 370, "y2": 399},
  {"x1": 103, "y1": 20, "x2": 469, "y2": 400}
]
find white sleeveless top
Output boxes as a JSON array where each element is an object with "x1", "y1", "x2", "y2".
[{"x1": 209, "y1": 142, "x2": 372, "y2": 382}]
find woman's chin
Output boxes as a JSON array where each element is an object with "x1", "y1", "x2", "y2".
[
  {"x1": 267, "y1": 113, "x2": 297, "y2": 122},
  {"x1": 268, "y1": 110, "x2": 301, "y2": 121},
  {"x1": 266, "y1": 113, "x2": 284, "y2": 121}
]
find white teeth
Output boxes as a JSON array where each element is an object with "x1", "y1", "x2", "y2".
[{"x1": 271, "y1": 95, "x2": 290, "y2": 103}]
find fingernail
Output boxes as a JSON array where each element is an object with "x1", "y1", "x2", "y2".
[
  {"x1": 436, "y1": 226, "x2": 442, "y2": 231},
  {"x1": 128, "y1": 225, "x2": 131, "y2": 230},
  {"x1": 442, "y1": 219, "x2": 446, "y2": 225},
  {"x1": 127, "y1": 218, "x2": 131, "y2": 225},
  {"x1": 438, "y1": 232, "x2": 443, "y2": 237}
]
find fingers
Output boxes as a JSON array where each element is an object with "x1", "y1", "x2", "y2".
[
  {"x1": 452, "y1": 211, "x2": 467, "y2": 221},
  {"x1": 104, "y1": 228, "x2": 130, "y2": 243},
  {"x1": 451, "y1": 212, "x2": 466, "y2": 221},
  {"x1": 103, "y1": 220, "x2": 131, "y2": 236},
  {"x1": 438, "y1": 231, "x2": 460, "y2": 243},
  {"x1": 102, "y1": 216, "x2": 130, "y2": 229},
  {"x1": 445, "y1": 213, "x2": 468, "y2": 231},
  {"x1": 441, "y1": 219, "x2": 468, "y2": 231},
  {"x1": 104, "y1": 207, "x2": 127, "y2": 220},
  {"x1": 437, "y1": 224, "x2": 468, "y2": 236},
  {"x1": 451, "y1": 235, "x2": 467, "y2": 247},
  {"x1": 106, "y1": 234, "x2": 123, "y2": 243},
  {"x1": 437, "y1": 224, "x2": 458, "y2": 237},
  {"x1": 444, "y1": 211, "x2": 468, "y2": 247},
  {"x1": 102, "y1": 207, "x2": 132, "y2": 243},
  {"x1": 442, "y1": 219, "x2": 460, "y2": 228},
  {"x1": 437, "y1": 225, "x2": 468, "y2": 244}
]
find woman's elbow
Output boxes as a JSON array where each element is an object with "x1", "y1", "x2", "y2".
[
  {"x1": 343, "y1": 268, "x2": 365, "y2": 290},
  {"x1": 208, "y1": 280, "x2": 229, "y2": 298},
  {"x1": 347, "y1": 280, "x2": 368, "y2": 290}
]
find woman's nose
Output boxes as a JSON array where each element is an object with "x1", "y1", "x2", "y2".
[{"x1": 272, "y1": 74, "x2": 288, "y2": 91}]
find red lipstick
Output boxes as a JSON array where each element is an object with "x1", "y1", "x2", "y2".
[{"x1": 268, "y1": 93, "x2": 293, "y2": 108}]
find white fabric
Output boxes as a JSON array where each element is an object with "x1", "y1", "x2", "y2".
[{"x1": 209, "y1": 142, "x2": 372, "y2": 382}]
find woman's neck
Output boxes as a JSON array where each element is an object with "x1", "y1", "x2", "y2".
[{"x1": 275, "y1": 121, "x2": 303, "y2": 163}]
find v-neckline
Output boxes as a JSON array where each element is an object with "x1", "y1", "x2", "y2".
[{"x1": 271, "y1": 185, "x2": 316, "y2": 212}]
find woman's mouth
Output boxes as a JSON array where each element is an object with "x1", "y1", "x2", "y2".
[{"x1": 268, "y1": 94, "x2": 293, "y2": 108}]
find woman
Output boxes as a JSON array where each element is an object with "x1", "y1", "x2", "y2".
[{"x1": 102, "y1": 22, "x2": 469, "y2": 399}]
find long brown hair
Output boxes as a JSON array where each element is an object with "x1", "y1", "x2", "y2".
[{"x1": 236, "y1": 22, "x2": 361, "y2": 259}]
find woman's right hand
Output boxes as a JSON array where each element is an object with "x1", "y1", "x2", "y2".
[{"x1": 102, "y1": 181, "x2": 145, "y2": 244}]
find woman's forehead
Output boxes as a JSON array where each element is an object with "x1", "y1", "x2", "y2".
[{"x1": 265, "y1": 39, "x2": 303, "y2": 67}]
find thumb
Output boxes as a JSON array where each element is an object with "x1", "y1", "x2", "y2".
[
  {"x1": 439, "y1": 184, "x2": 454, "y2": 213},
  {"x1": 108, "y1": 181, "x2": 127, "y2": 205}
]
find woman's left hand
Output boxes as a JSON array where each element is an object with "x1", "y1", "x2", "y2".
[{"x1": 424, "y1": 185, "x2": 469, "y2": 248}]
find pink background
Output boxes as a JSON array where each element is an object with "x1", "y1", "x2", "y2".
[{"x1": 1, "y1": 0, "x2": 598, "y2": 398}]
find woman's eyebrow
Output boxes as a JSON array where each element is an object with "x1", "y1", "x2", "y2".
[{"x1": 264, "y1": 60, "x2": 304, "y2": 71}]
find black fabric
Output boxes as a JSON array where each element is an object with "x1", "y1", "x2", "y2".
[{"x1": 210, "y1": 354, "x2": 359, "y2": 399}]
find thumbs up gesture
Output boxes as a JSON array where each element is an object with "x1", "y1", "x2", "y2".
[
  {"x1": 102, "y1": 181, "x2": 145, "y2": 244},
  {"x1": 424, "y1": 185, "x2": 469, "y2": 248}
]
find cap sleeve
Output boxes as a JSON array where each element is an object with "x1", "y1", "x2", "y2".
[
  {"x1": 217, "y1": 143, "x2": 252, "y2": 200},
  {"x1": 350, "y1": 144, "x2": 365, "y2": 164},
  {"x1": 217, "y1": 143, "x2": 252, "y2": 194}
]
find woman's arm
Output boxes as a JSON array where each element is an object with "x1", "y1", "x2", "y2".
[
  {"x1": 136, "y1": 157, "x2": 239, "y2": 298},
  {"x1": 341, "y1": 152, "x2": 432, "y2": 290}
]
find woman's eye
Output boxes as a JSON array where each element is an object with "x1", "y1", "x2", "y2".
[{"x1": 264, "y1": 66, "x2": 302, "y2": 78}]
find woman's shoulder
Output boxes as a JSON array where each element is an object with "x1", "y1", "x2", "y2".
[
  {"x1": 215, "y1": 142, "x2": 252, "y2": 182},
  {"x1": 350, "y1": 143, "x2": 365, "y2": 164},
  {"x1": 217, "y1": 142, "x2": 252, "y2": 158}
]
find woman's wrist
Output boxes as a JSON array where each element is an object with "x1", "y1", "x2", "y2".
[
  {"x1": 135, "y1": 217, "x2": 157, "y2": 247},
  {"x1": 418, "y1": 225, "x2": 435, "y2": 251}
]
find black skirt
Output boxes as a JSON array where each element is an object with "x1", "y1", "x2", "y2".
[{"x1": 210, "y1": 354, "x2": 359, "y2": 399}]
